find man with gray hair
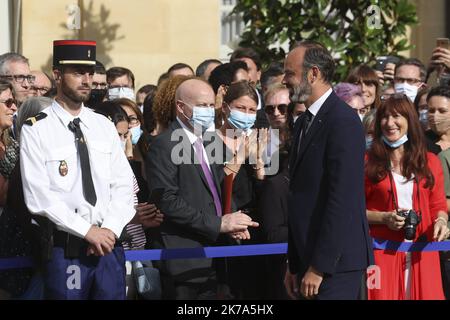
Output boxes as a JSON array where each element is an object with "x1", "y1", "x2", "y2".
[
  {"x1": 29, "y1": 71, "x2": 53, "y2": 97},
  {"x1": 0, "y1": 53, "x2": 34, "y2": 106}
]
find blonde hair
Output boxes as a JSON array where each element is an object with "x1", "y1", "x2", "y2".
[{"x1": 263, "y1": 83, "x2": 288, "y2": 103}]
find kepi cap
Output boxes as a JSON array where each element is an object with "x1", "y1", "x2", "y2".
[{"x1": 53, "y1": 40, "x2": 96, "y2": 67}]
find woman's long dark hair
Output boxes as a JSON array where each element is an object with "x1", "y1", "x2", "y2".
[
  {"x1": 346, "y1": 64, "x2": 381, "y2": 109},
  {"x1": 366, "y1": 94, "x2": 434, "y2": 188}
]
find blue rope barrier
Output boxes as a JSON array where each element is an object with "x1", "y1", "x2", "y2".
[
  {"x1": 1, "y1": 240, "x2": 449, "y2": 271},
  {"x1": 372, "y1": 238, "x2": 450, "y2": 252},
  {"x1": 125, "y1": 243, "x2": 288, "y2": 261}
]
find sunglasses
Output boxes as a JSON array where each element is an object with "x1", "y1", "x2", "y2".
[
  {"x1": 0, "y1": 98, "x2": 17, "y2": 108},
  {"x1": 265, "y1": 104, "x2": 288, "y2": 115}
]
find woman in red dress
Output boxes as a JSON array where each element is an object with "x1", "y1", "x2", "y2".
[{"x1": 365, "y1": 94, "x2": 450, "y2": 300}]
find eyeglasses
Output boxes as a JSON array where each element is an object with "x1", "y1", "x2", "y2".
[
  {"x1": 30, "y1": 86, "x2": 51, "y2": 95},
  {"x1": 265, "y1": 104, "x2": 288, "y2": 115},
  {"x1": 128, "y1": 116, "x2": 140, "y2": 126},
  {"x1": 0, "y1": 98, "x2": 17, "y2": 108},
  {"x1": 393, "y1": 77, "x2": 422, "y2": 85},
  {"x1": 0, "y1": 74, "x2": 36, "y2": 84},
  {"x1": 92, "y1": 82, "x2": 108, "y2": 89}
]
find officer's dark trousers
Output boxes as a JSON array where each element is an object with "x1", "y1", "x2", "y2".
[{"x1": 44, "y1": 246, "x2": 126, "y2": 300}]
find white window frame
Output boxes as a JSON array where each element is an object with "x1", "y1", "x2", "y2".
[{"x1": 219, "y1": 0, "x2": 245, "y2": 62}]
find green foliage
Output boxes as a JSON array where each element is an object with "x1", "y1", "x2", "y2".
[{"x1": 232, "y1": 0, "x2": 418, "y2": 82}]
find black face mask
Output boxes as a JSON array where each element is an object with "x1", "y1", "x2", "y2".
[{"x1": 86, "y1": 89, "x2": 107, "y2": 108}]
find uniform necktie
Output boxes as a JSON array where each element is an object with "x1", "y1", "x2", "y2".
[
  {"x1": 68, "y1": 118, "x2": 97, "y2": 206},
  {"x1": 194, "y1": 138, "x2": 222, "y2": 216}
]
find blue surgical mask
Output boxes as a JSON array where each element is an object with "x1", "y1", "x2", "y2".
[
  {"x1": 183, "y1": 105, "x2": 215, "y2": 132},
  {"x1": 130, "y1": 126, "x2": 143, "y2": 145},
  {"x1": 108, "y1": 87, "x2": 135, "y2": 101},
  {"x1": 382, "y1": 134, "x2": 408, "y2": 148},
  {"x1": 227, "y1": 107, "x2": 256, "y2": 131},
  {"x1": 365, "y1": 135, "x2": 373, "y2": 150},
  {"x1": 419, "y1": 109, "x2": 428, "y2": 128}
]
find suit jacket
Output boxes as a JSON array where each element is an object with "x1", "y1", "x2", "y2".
[
  {"x1": 146, "y1": 120, "x2": 224, "y2": 283},
  {"x1": 288, "y1": 91, "x2": 374, "y2": 277}
]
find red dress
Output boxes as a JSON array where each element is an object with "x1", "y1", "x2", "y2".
[{"x1": 365, "y1": 152, "x2": 446, "y2": 300}]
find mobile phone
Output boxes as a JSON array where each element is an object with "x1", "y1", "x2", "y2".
[
  {"x1": 374, "y1": 55, "x2": 400, "y2": 72},
  {"x1": 148, "y1": 188, "x2": 164, "y2": 206},
  {"x1": 437, "y1": 38, "x2": 450, "y2": 49}
]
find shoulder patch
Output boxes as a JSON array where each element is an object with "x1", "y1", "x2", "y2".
[{"x1": 24, "y1": 112, "x2": 47, "y2": 126}]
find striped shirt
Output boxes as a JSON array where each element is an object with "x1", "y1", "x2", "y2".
[{"x1": 122, "y1": 175, "x2": 147, "y2": 251}]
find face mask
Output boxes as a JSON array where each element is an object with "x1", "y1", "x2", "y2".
[
  {"x1": 227, "y1": 107, "x2": 256, "y2": 131},
  {"x1": 419, "y1": 109, "x2": 428, "y2": 128},
  {"x1": 182, "y1": 105, "x2": 215, "y2": 132},
  {"x1": 365, "y1": 135, "x2": 373, "y2": 150},
  {"x1": 382, "y1": 134, "x2": 408, "y2": 148},
  {"x1": 108, "y1": 87, "x2": 135, "y2": 101},
  {"x1": 394, "y1": 82, "x2": 419, "y2": 102},
  {"x1": 429, "y1": 111, "x2": 450, "y2": 135},
  {"x1": 130, "y1": 126, "x2": 143, "y2": 145},
  {"x1": 87, "y1": 89, "x2": 107, "y2": 107},
  {"x1": 293, "y1": 115, "x2": 300, "y2": 123},
  {"x1": 120, "y1": 139, "x2": 126, "y2": 151}
]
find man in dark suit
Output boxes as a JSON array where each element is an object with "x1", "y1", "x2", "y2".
[
  {"x1": 146, "y1": 78, "x2": 258, "y2": 299},
  {"x1": 283, "y1": 41, "x2": 374, "y2": 300}
]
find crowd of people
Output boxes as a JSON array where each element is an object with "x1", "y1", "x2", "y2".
[{"x1": 0, "y1": 36, "x2": 449, "y2": 300}]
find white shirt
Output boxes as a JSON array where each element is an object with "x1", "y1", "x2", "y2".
[
  {"x1": 298, "y1": 88, "x2": 332, "y2": 148},
  {"x1": 391, "y1": 171, "x2": 414, "y2": 299},
  {"x1": 20, "y1": 100, "x2": 135, "y2": 238},
  {"x1": 307, "y1": 87, "x2": 333, "y2": 120},
  {"x1": 392, "y1": 172, "x2": 414, "y2": 210}
]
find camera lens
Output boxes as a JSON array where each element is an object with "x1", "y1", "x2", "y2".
[{"x1": 404, "y1": 226, "x2": 416, "y2": 240}]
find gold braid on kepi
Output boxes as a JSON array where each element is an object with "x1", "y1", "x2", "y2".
[{"x1": 53, "y1": 40, "x2": 96, "y2": 67}]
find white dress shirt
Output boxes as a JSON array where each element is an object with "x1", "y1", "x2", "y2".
[
  {"x1": 307, "y1": 87, "x2": 333, "y2": 122},
  {"x1": 20, "y1": 100, "x2": 135, "y2": 239}
]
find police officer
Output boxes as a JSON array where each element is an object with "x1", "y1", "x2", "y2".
[{"x1": 20, "y1": 40, "x2": 135, "y2": 299}]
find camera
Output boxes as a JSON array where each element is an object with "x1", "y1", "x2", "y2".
[{"x1": 397, "y1": 210, "x2": 421, "y2": 240}]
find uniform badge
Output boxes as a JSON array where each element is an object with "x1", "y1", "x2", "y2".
[{"x1": 59, "y1": 160, "x2": 68, "y2": 176}]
